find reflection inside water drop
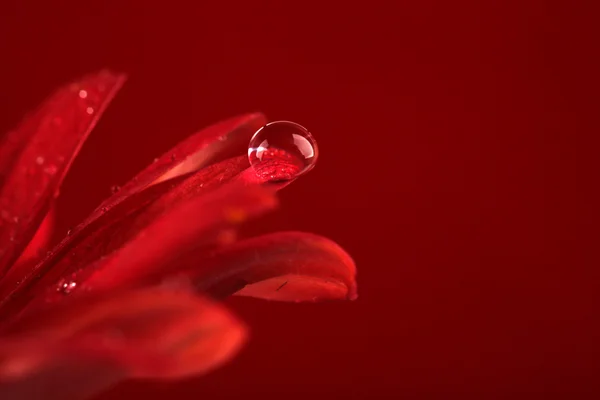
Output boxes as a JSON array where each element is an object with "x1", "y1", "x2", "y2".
[
  {"x1": 247, "y1": 121, "x2": 318, "y2": 182},
  {"x1": 57, "y1": 279, "x2": 77, "y2": 294}
]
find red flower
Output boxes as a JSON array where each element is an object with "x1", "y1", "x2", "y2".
[{"x1": 0, "y1": 71, "x2": 356, "y2": 399}]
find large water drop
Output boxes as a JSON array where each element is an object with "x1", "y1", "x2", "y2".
[{"x1": 248, "y1": 121, "x2": 318, "y2": 183}]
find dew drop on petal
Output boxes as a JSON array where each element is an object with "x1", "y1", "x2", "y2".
[
  {"x1": 248, "y1": 121, "x2": 318, "y2": 183},
  {"x1": 35, "y1": 156, "x2": 45, "y2": 165},
  {"x1": 78, "y1": 89, "x2": 88, "y2": 99},
  {"x1": 86, "y1": 107, "x2": 94, "y2": 115},
  {"x1": 56, "y1": 279, "x2": 77, "y2": 294},
  {"x1": 111, "y1": 185, "x2": 121, "y2": 193}
]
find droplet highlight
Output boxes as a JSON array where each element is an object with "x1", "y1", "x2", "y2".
[
  {"x1": 56, "y1": 279, "x2": 77, "y2": 294},
  {"x1": 247, "y1": 121, "x2": 318, "y2": 182}
]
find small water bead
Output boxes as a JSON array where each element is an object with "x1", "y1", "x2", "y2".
[
  {"x1": 56, "y1": 279, "x2": 77, "y2": 294},
  {"x1": 247, "y1": 121, "x2": 318, "y2": 182}
]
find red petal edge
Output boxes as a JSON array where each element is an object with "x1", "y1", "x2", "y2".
[
  {"x1": 197, "y1": 232, "x2": 358, "y2": 302},
  {"x1": 0, "y1": 71, "x2": 126, "y2": 277}
]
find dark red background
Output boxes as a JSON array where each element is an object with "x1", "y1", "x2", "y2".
[{"x1": 0, "y1": 1, "x2": 595, "y2": 399}]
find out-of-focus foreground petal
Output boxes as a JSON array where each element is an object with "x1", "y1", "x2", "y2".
[
  {"x1": 0, "y1": 71, "x2": 126, "y2": 277},
  {"x1": 0, "y1": 288, "x2": 246, "y2": 400}
]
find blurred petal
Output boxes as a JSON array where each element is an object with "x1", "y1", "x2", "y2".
[
  {"x1": 0, "y1": 288, "x2": 246, "y2": 393},
  {"x1": 0, "y1": 71, "x2": 126, "y2": 277},
  {"x1": 196, "y1": 232, "x2": 358, "y2": 302},
  {"x1": 0, "y1": 351, "x2": 121, "y2": 400}
]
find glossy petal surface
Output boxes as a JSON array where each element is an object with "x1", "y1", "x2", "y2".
[
  {"x1": 0, "y1": 71, "x2": 126, "y2": 277},
  {"x1": 80, "y1": 113, "x2": 265, "y2": 240},
  {"x1": 197, "y1": 232, "x2": 358, "y2": 302},
  {"x1": 0, "y1": 156, "x2": 255, "y2": 315},
  {"x1": 67, "y1": 182, "x2": 277, "y2": 296}
]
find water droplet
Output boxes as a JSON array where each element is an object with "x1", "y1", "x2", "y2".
[
  {"x1": 100, "y1": 207, "x2": 107, "y2": 213},
  {"x1": 153, "y1": 158, "x2": 159, "y2": 163},
  {"x1": 86, "y1": 107, "x2": 94, "y2": 115},
  {"x1": 110, "y1": 185, "x2": 121, "y2": 193},
  {"x1": 35, "y1": 156, "x2": 45, "y2": 165},
  {"x1": 56, "y1": 279, "x2": 77, "y2": 294},
  {"x1": 66, "y1": 229, "x2": 72, "y2": 236},
  {"x1": 78, "y1": 89, "x2": 88, "y2": 99},
  {"x1": 248, "y1": 121, "x2": 318, "y2": 182}
]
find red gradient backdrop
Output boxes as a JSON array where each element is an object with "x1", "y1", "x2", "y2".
[{"x1": 0, "y1": 1, "x2": 594, "y2": 399}]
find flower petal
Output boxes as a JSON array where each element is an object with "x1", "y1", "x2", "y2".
[
  {"x1": 0, "y1": 349, "x2": 121, "y2": 400},
  {"x1": 14, "y1": 209, "x2": 55, "y2": 266},
  {"x1": 1, "y1": 177, "x2": 277, "y2": 320},
  {"x1": 67, "y1": 182, "x2": 278, "y2": 296},
  {"x1": 0, "y1": 71, "x2": 126, "y2": 277},
  {"x1": 77, "y1": 113, "x2": 266, "y2": 245},
  {"x1": 196, "y1": 232, "x2": 358, "y2": 302},
  {"x1": 0, "y1": 156, "x2": 257, "y2": 315},
  {"x1": 0, "y1": 210, "x2": 56, "y2": 299},
  {"x1": 0, "y1": 288, "x2": 245, "y2": 399}
]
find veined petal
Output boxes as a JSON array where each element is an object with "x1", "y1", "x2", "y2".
[
  {"x1": 196, "y1": 232, "x2": 358, "y2": 302},
  {"x1": 0, "y1": 178, "x2": 277, "y2": 319},
  {"x1": 0, "y1": 112, "x2": 265, "y2": 311},
  {"x1": 0, "y1": 156, "x2": 253, "y2": 315},
  {"x1": 0, "y1": 71, "x2": 126, "y2": 277},
  {"x1": 72, "y1": 113, "x2": 266, "y2": 249}
]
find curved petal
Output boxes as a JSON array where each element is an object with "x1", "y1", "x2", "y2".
[
  {"x1": 14, "y1": 208, "x2": 55, "y2": 265},
  {"x1": 0, "y1": 112, "x2": 265, "y2": 310},
  {"x1": 196, "y1": 232, "x2": 358, "y2": 302},
  {"x1": 1, "y1": 178, "x2": 277, "y2": 320},
  {"x1": 72, "y1": 113, "x2": 266, "y2": 250},
  {"x1": 62, "y1": 182, "x2": 277, "y2": 297},
  {"x1": 0, "y1": 210, "x2": 56, "y2": 301},
  {"x1": 0, "y1": 156, "x2": 267, "y2": 317},
  {"x1": 0, "y1": 71, "x2": 126, "y2": 277},
  {"x1": 0, "y1": 288, "x2": 246, "y2": 399}
]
